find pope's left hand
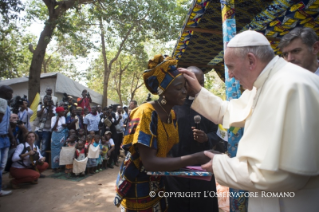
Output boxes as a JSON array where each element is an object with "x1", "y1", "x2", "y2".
[{"x1": 201, "y1": 151, "x2": 215, "y2": 173}]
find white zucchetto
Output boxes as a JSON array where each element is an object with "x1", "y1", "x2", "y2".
[{"x1": 228, "y1": 30, "x2": 270, "y2": 47}]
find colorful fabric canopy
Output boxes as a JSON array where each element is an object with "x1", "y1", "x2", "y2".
[{"x1": 172, "y1": 0, "x2": 319, "y2": 81}]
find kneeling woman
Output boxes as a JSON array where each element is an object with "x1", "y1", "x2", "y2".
[
  {"x1": 10, "y1": 132, "x2": 49, "y2": 188},
  {"x1": 114, "y1": 55, "x2": 210, "y2": 211}
]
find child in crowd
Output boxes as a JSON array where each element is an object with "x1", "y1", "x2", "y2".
[
  {"x1": 85, "y1": 135, "x2": 91, "y2": 150},
  {"x1": 65, "y1": 134, "x2": 77, "y2": 178},
  {"x1": 77, "y1": 128, "x2": 86, "y2": 141},
  {"x1": 93, "y1": 134, "x2": 102, "y2": 172},
  {"x1": 86, "y1": 137, "x2": 97, "y2": 174},
  {"x1": 104, "y1": 131, "x2": 115, "y2": 168},
  {"x1": 100, "y1": 136, "x2": 109, "y2": 169},
  {"x1": 68, "y1": 129, "x2": 76, "y2": 138},
  {"x1": 74, "y1": 140, "x2": 86, "y2": 176},
  {"x1": 89, "y1": 131, "x2": 95, "y2": 141}
]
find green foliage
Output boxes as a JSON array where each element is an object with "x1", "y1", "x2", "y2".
[
  {"x1": 0, "y1": 0, "x2": 24, "y2": 24},
  {"x1": 205, "y1": 70, "x2": 225, "y2": 99},
  {"x1": 0, "y1": 23, "x2": 37, "y2": 79}
]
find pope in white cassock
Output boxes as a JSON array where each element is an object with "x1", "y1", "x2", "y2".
[{"x1": 179, "y1": 30, "x2": 319, "y2": 212}]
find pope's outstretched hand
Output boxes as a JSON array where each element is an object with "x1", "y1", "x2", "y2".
[
  {"x1": 201, "y1": 151, "x2": 215, "y2": 173},
  {"x1": 178, "y1": 68, "x2": 202, "y2": 95}
]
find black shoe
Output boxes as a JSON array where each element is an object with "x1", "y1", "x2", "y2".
[
  {"x1": 39, "y1": 174, "x2": 46, "y2": 178},
  {"x1": 107, "y1": 164, "x2": 114, "y2": 169}
]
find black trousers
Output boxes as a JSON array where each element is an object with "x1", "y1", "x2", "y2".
[{"x1": 113, "y1": 133, "x2": 123, "y2": 163}]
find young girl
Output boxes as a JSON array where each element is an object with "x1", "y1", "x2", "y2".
[
  {"x1": 104, "y1": 131, "x2": 115, "y2": 168},
  {"x1": 100, "y1": 136, "x2": 109, "y2": 169},
  {"x1": 65, "y1": 134, "x2": 76, "y2": 178},
  {"x1": 74, "y1": 140, "x2": 86, "y2": 176},
  {"x1": 93, "y1": 134, "x2": 102, "y2": 172},
  {"x1": 86, "y1": 136, "x2": 97, "y2": 174}
]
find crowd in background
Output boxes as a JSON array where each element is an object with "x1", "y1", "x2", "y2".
[{"x1": 0, "y1": 85, "x2": 138, "y2": 196}]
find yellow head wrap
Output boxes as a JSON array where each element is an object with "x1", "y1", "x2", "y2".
[{"x1": 143, "y1": 54, "x2": 181, "y2": 95}]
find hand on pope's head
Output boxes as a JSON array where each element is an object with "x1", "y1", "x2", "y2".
[
  {"x1": 201, "y1": 151, "x2": 215, "y2": 173},
  {"x1": 178, "y1": 68, "x2": 202, "y2": 95}
]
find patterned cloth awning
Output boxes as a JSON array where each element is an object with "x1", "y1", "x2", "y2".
[{"x1": 172, "y1": 0, "x2": 319, "y2": 81}]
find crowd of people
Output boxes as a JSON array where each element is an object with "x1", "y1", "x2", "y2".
[{"x1": 0, "y1": 84, "x2": 138, "y2": 196}]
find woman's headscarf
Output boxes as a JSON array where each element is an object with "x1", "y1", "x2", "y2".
[{"x1": 143, "y1": 54, "x2": 182, "y2": 95}]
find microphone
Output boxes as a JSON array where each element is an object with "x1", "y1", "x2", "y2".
[{"x1": 194, "y1": 115, "x2": 201, "y2": 130}]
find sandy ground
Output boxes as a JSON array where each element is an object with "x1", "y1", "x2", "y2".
[{"x1": 0, "y1": 159, "x2": 122, "y2": 212}]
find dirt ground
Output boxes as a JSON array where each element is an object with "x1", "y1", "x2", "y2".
[{"x1": 0, "y1": 158, "x2": 122, "y2": 212}]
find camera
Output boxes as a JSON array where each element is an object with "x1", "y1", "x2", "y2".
[
  {"x1": 62, "y1": 93, "x2": 69, "y2": 103},
  {"x1": 87, "y1": 92, "x2": 90, "y2": 97},
  {"x1": 10, "y1": 95, "x2": 28, "y2": 114},
  {"x1": 38, "y1": 117, "x2": 47, "y2": 132},
  {"x1": 17, "y1": 120, "x2": 24, "y2": 125}
]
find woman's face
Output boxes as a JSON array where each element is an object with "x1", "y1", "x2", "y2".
[
  {"x1": 163, "y1": 75, "x2": 187, "y2": 106},
  {"x1": 27, "y1": 133, "x2": 36, "y2": 144},
  {"x1": 58, "y1": 111, "x2": 64, "y2": 117}
]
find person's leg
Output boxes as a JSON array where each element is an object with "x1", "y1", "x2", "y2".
[
  {"x1": 35, "y1": 131, "x2": 42, "y2": 150},
  {"x1": 40, "y1": 131, "x2": 51, "y2": 158},
  {"x1": 0, "y1": 146, "x2": 10, "y2": 193},
  {"x1": 36, "y1": 162, "x2": 49, "y2": 173},
  {"x1": 10, "y1": 167, "x2": 40, "y2": 185}
]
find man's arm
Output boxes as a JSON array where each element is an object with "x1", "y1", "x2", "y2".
[
  {"x1": 27, "y1": 107, "x2": 34, "y2": 116},
  {"x1": 8, "y1": 126, "x2": 17, "y2": 147},
  {"x1": 211, "y1": 154, "x2": 311, "y2": 192},
  {"x1": 37, "y1": 106, "x2": 45, "y2": 117}
]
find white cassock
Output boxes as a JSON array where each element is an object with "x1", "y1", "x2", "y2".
[{"x1": 192, "y1": 56, "x2": 319, "y2": 212}]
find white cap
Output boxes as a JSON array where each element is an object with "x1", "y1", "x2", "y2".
[{"x1": 228, "y1": 30, "x2": 270, "y2": 47}]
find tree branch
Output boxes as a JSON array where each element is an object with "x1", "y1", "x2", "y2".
[
  {"x1": 109, "y1": 24, "x2": 135, "y2": 69},
  {"x1": 28, "y1": 44, "x2": 35, "y2": 53}
]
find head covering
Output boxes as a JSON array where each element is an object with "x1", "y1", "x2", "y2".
[
  {"x1": 104, "y1": 131, "x2": 112, "y2": 135},
  {"x1": 228, "y1": 30, "x2": 270, "y2": 48},
  {"x1": 56, "y1": 107, "x2": 65, "y2": 113},
  {"x1": 143, "y1": 54, "x2": 182, "y2": 95},
  {"x1": 76, "y1": 107, "x2": 82, "y2": 110},
  {"x1": 68, "y1": 96, "x2": 73, "y2": 99}
]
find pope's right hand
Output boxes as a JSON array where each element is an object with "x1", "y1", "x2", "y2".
[{"x1": 178, "y1": 68, "x2": 202, "y2": 95}]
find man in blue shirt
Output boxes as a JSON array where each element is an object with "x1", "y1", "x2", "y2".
[{"x1": 0, "y1": 85, "x2": 16, "y2": 197}]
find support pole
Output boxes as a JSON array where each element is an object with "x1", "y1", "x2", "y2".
[{"x1": 220, "y1": 0, "x2": 248, "y2": 211}]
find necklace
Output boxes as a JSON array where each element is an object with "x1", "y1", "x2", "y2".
[{"x1": 156, "y1": 101, "x2": 171, "y2": 124}]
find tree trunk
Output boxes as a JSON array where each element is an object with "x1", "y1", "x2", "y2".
[
  {"x1": 100, "y1": 18, "x2": 109, "y2": 107},
  {"x1": 28, "y1": 21, "x2": 56, "y2": 102}
]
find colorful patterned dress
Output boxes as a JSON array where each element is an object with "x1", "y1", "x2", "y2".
[{"x1": 114, "y1": 103, "x2": 179, "y2": 212}]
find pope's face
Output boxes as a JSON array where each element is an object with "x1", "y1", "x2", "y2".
[
  {"x1": 224, "y1": 48, "x2": 252, "y2": 90},
  {"x1": 281, "y1": 38, "x2": 318, "y2": 71}
]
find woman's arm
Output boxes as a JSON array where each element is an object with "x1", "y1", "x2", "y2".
[
  {"x1": 12, "y1": 144, "x2": 35, "y2": 162},
  {"x1": 137, "y1": 144, "x2": 210, "y2": 171},
  {"x1": 51, "y1": 116, "x2": 59, "y2": 131}
]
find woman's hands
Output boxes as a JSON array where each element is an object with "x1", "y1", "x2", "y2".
[{"x1": 28, "y1": 150, "x2": 35, "y2": 156}]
